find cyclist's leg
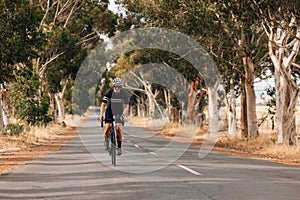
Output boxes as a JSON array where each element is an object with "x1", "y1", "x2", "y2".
[
  {"x1": 104, "y1": 122, "x2": 112, "y2": 137},
  {"x1": 104, "y1": 119, "x2": 112, "y2": 150},
  {"x1": 115, "y1": 116, "x2": 123, "y2": 155},
  {"x1": 104, "y1": 111, "x2": 113, "y2": 137},
  {"x1": 115, "y1": 122, "x2": 123, "y2": 148},
  {"x1": 115, "y1": 115, "x2": 123, "y2": 147}
]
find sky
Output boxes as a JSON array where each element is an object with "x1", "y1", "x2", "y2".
[{"x1": 108, "y1": 0, "x2": 126, "y2": 15}]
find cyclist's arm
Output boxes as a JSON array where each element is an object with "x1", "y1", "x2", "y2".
[
  {"x1": 100, "y1": 102, "x2": 106, "y2": 121},
  {"x1": 122, "y1": 90, "x2": 129, "y2": 117},
  {"x1": 123, "y1": 104, "x2": 129, "y2": 116},
  {"x1": 100, "y1": 89, "x2": 112, "y2": 121}
]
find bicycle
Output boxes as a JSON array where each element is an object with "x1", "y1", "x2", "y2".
[{"x1": 101, "y1": 117, "x2": 117, "y2": 166}]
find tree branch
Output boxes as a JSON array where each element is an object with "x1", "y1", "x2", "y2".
[
  {"x1": 39, "y1": 51, "x2": 65, "y2": 77},
  {"x1": 285, "y1": 27, "x2": 300, "y2": 67},
  {"x1": 39, "y1": 0, "x2": 51, "y2": 30},
  {"x1": 60, "y1": 77, "x2": 70, "y2": 99},
  {"x1": 75, "y1": 32, "x2": 99, "y2": 46},
  {"x1": 63, "y1": 0, "x2": 78, "y2": 28}
]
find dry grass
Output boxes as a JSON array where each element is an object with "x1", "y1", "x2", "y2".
[
  {"x1": 127, "y1": 116, "x2": 153, "y2": 127},
  {"x1": 214, "y1": 132, "x2": 300, "y2": 165},
  {"x1": 127, "y1": 116, "x2": 166, "y2": 132},
  {"x1": 130, "y1": 117, "x2": 300, "y2": 167},
  {"x1": 0, "y1": 125, "x2": 54, "y2": 153},
  {"x1": 0, "y1": 124, "x2": 78, "y2": 174}
]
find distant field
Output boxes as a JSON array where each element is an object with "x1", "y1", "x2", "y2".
[{"x1": 235, "y1": 105, "x2": 300, "y2": 134}]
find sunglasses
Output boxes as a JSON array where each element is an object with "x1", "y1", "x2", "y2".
[{"x1": 114, "y1": 86, "x2": 121, "y2": 89}]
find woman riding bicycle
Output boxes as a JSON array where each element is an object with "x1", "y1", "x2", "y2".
[{"x1": 100, "y1": 78, "x2": 129, "y2": 156}]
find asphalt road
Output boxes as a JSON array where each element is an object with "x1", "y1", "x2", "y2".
[{"x1": 1, "y1": 111, "x2": 300, "y2": 200}]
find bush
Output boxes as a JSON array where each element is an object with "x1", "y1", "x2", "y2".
[
  {"x1": 7, "y1": 70, "x2": 52, "y2": 126},
  {"x1": 2, "y1": 124, "x2": 24, "y2": 136}
]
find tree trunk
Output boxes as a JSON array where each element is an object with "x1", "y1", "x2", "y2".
[
  {"x1": 188, "y1": 81, "x2": 197, "y2": 124},
  {"x1": 55, "y1": 92, "x2": 65, "y2": 121},
  {"x1": 282, "y1": 82, "x2": 298, "y2": 144},
  {"x1": 267, "y1": 21, "x2": 300, "y2": 145},
  {"x1": 208, "y1": 78, "x2": 220, "y2": 133},
  {"x1": 0, "y1": 95, "x2": 4, "y2": 132},
  {"x1": 146, "y1": 86, "x2": 164, "y2": 119},
  {"x1": 164, "y1": 88, "x2": 171, "y2": 122},
  {"x1": 48, "y1": 93, "x2": 57, "y2": 122},
  {"x1": 243, "y1": 56, "x2": 259, "y2": 137},
  {"x1": 274, "y1": 65, "x2": 298, "y2": 144},
  {"x1": 0, "y1": 90, "x2": 9, "y2": 131},
  {"x1": 171, "y1": 107, "x2": 179, "y2": 122},
  {"x1": 54, "y1": 79, "x2": 70, "y2": 122},
  {"x1": 228, "y1": 87, "x2": 237, "y2": 137},
  {"x1": 146, "y1": 84, "x2": 155, "y2": 117},
  {"x1": 274, "y1": 67, "x2": 283, "y2": 143},
  {"x1": 240, "y1": 86, "x2": 248, "y2": 138},
  {"x1": 137, "y1": 98, "x2": 141, "y2": 117},
  {"x1": 180, "y1": 101, "x2": 188, "y2": 124}
]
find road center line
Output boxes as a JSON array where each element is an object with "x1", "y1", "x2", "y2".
[{"x1": 177, "y1": 164, "x2": 202, "y2": 176}]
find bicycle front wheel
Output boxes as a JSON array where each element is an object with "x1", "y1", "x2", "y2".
[{"x1": 111, "y1": 144, "x2": 116, "y2": 166}]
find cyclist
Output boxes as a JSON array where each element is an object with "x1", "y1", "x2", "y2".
[{"x1": 100, "y1": 77, "x2": 129, "y2": 156}]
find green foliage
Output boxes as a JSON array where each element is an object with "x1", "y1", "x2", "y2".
[
  {"x1": 2, "y1": 123, "x2": 24, "y2": 136},
  {"x1": 7, "y1": 70, "x2": 52, "y2": 126},
  {"x1": 71, "y1": 85, "x2": 91, "y2": 114},
  {"x1": 0, "y1": 0, "x2": 120, "y2": 123},
  {"x1": 0, "y1": 0, "x2": 43, "y2": 82},
  {"x1": 45, "y1": 27, "x2": 85, "y2": 92},
  {"x1": 120, "y1": 0, "x2": 272, "y2": 99},
  {"x1": 39, "y1": 1, "x2": 118, "y2": 115}
]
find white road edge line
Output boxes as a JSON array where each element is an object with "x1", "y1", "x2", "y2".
[
  {"x1": 150, "y1": 152, "x2": 158, "y2": 156},
  {"x1": 177, "y1": 164, "x2": 202, "y2": 176}
]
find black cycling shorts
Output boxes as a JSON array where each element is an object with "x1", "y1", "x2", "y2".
[{"x1": 105, "y1": 115, "x2": 124, "y2": 125}]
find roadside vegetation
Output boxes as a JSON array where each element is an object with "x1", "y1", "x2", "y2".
[
  {"x1": 1, "y1": 0, "x2": 300, "y2": 164},
  {"x1": 129, "y1": 116, "x2": 300, "y2": 167}
]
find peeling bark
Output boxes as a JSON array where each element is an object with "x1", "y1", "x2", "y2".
[
  {"x1": 208, "y1": 78, "x2": 221, "y2": 133},
  {"x1": 228, "y1": 87, "x2": 237, "y2": 137},
  {"x1": 54, "y1": 79, "x2": 69, "y2": 121},
  {"x1": 267, "y1": 19, "x2": 300, "y2": 145},
  {"x1": 55, "y1": 92, "x2": 65, "y2": 121}
]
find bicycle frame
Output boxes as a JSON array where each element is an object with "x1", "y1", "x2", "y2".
[
  {"x1": 109, "y1": 121, "x2": 117, "y2": 166},
  {"x1": 101, "y1": 116, "x2": 122, "y2": 166}
]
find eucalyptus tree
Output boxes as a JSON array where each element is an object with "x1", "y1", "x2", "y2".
[
  {"x1": 0, "y1": 0, "x2": 45, "y2": 129},
  {"x1": 118, "y1": 0, "x2": 222, "y2": 130},
  {"x1": 0, "y1": 0, "x2": 42, "y2": 82},
  {"x1": 108, "y1": 49, "x2": 197, "y2": 120},
  {"x1": 211, "y1": 1, "x2": 272, "y2": 138},
  {"x1": 33, "y1": 0, "x2": 118, "y2": 120},
  {"x1": 120, "y1": 0, "x2": 270, "y2": 137},
  {"x1": 253, "y1": 0, "x2": 300, "y2": 145},
  {"x1": 0, "y1": 0, "x2": 118, "y2": 125}
]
